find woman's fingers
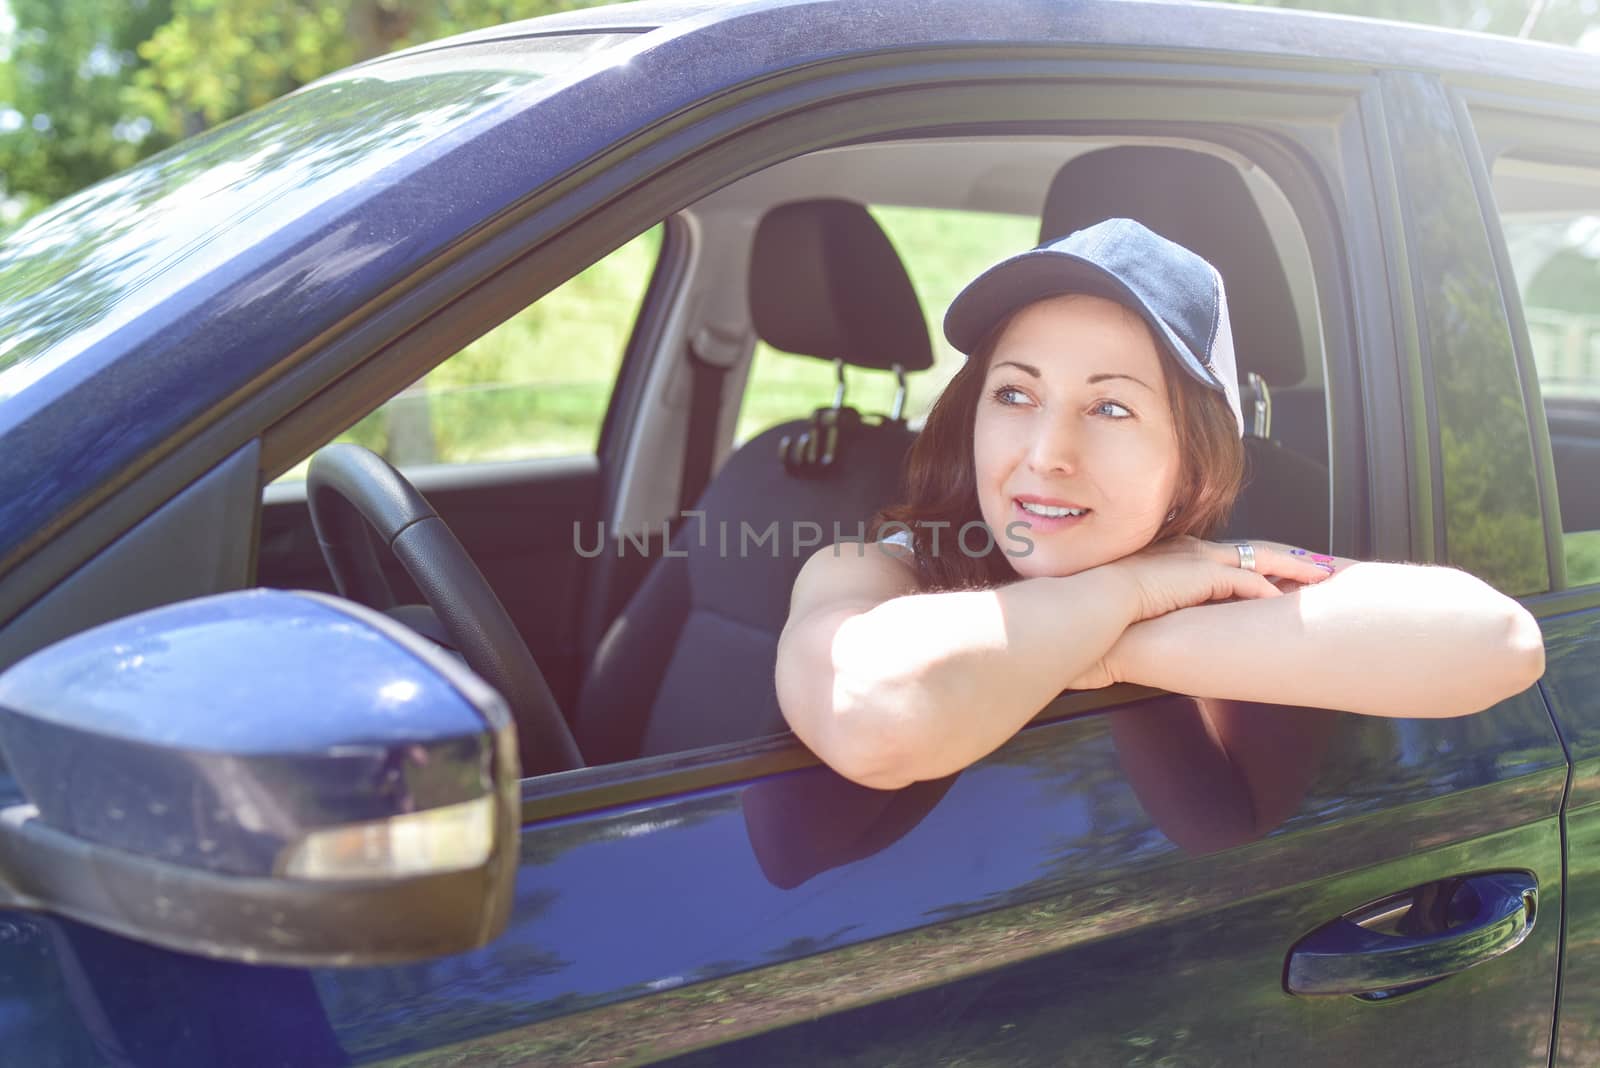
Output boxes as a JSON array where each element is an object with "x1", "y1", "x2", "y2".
[
  {"x1": 1212, "y1": 540, "x2": 1332, "y2": 584},
  {"x1": 1253, "y1": 544, "x2": 1333, "y2": 583},
  {"x1": 1226, "y1": 567, "x2": 1285, "y2": 600}
]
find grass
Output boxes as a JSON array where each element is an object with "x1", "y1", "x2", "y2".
[
  {"x1": 273, "y1": 225, "x2": 663, "y2": 480},
  {"x1": 274, "y1": 205, "x2": 1040, "y2": 481},
  {"x1": 1565, "y1": 529, "x2": 1600, "y2": 586}
]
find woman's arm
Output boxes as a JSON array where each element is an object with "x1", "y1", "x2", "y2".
[
  {"x1": 1103, "y1": 556, "x2": 1545, "y2": 717},
  {"x1": 776, "y1": 544, "x2": 1144, "y2": 790}
]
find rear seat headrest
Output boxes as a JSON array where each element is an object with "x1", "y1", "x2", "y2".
[
  {"x1": 1039, "y1": 146, "x2": 1305, "y2": 387},
  {"x1": 749, "y1": 198, "x2": 934, "y2": 374}
]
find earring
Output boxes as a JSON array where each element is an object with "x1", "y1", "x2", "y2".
[{"x1": 1165, "y1": 507, "x2": 1177, "y2": 523}]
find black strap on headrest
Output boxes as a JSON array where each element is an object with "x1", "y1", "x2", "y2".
[
  {"x1": 749, "y1": 198, "x2": 934, "y2": 373},
  {"x1": 1039, "y1": 147, "x2": 1305, "y2": 386},
  {"x1": 778, "y1": 406, "x2": 863, "y2": 477}
]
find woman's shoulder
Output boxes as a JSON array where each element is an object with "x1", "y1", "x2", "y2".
[{"x1": 787, "y1": 537, "x2": 921, "y2": 625}]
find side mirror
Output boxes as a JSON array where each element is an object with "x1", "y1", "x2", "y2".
[{"x1": 0, "y1": 589, "x2": 520, "y2": 966}]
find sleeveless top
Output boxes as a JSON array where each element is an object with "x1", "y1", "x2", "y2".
[
  {"x1": 879, "y1": 529, "x2": 913, "y2": 550},
  {"x1": 877, "y1": 527, "x2": 926, "y2": 584}
]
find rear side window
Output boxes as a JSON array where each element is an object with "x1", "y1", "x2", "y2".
[
  {"x1": 1490, "y1": 159, "x2": 1600, "y2": 586},
  {"x1": 276, "y1": 225, "x2": 662, "y2": 480},
  {"x1": 734, "y1": 206, "x2": 1037, "y2": 443}
]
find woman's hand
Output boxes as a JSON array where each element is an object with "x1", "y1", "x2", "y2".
[
  {"x1": 1064, "y1": 538, "x2": 1335, "y2": 691},
  {"x1": 1100, "y1": 536, "x2": 1335, "y2": 624},
  {"x1": 1063, "y1": 655, "x2": 1118, "y2": 691}
]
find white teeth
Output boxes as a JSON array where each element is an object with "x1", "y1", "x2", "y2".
[{"x1": 1019, "y1": 501, "x2": 1086, "y2": 518}]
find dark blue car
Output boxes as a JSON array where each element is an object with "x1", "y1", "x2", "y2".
[{"x1": 1, "y1": 1, "x2": 1598, "y2": 1063}]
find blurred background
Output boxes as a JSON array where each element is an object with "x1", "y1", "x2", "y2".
[{"x1": 1, "y1": 0, "x2": 1597, "y2": 476}]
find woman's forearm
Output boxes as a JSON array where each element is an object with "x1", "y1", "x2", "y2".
[
  {"x1": 822, "y1": 567, "x2": 1136, "y2": 788},
  {"x1": 1106, "y1": 562, "x2": 1545, "y2": 717}
]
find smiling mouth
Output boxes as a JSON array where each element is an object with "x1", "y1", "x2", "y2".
[{"x1": 1015, "y1": 500, "x2": 1091, "y2": 519}]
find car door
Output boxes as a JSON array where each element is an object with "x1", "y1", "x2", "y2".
[
  {"x1": 1461, "y1": 90, "x2": 1600, "y2": 1067},
  {"x1": 297, "y1": 56, "x2": 1560, "y2": 1068}
]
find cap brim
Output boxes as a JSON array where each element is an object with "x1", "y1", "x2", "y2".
[{"x1": 943, "y1": 249, "x2": 1228, "y2": 400}]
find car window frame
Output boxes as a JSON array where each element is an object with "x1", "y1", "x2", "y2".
[
  {"x1": 1455, "y1": 84, "x2": 1600, "y2": 610},
  {"x1": 1372, "y1": 72, "x2": 1553, "y2": 598},
  {"x1": 452, "y1": 61, "x2": 1395, "y2": 801}
]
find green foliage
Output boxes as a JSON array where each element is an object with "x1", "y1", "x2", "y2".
[
  {"x1": 0, "y1": 0, "x2": 178, "y2": 212},
  {"x1": 1566, "y1": 529, "x2": 1600, "y2": 587},
  {"x1": 0, "y1": 0, "x2": 620, "y2": 229},
  {"x1": 129, "y1": 0, "x2": 356, "y2": 132},
  {"x1": 128, "y1": 0, "x2": 609, "y2": 134},
  {"x1": 273, "y1": 225, "x2": 663, "y2": 479}
]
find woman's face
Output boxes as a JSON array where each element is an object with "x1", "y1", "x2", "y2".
[{"x1": 973, "y1": 293, "x2": 1182, "y2": 579}]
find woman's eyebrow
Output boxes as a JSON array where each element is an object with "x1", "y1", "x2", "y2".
[
  {"x1": 1087, "y1": 372, "x2": 1155, "y2": 392},
  {"x1": 989, "y1": 363, "x2": 1155, "y2": 393}
]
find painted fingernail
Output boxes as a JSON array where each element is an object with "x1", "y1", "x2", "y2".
[
  {"x1": 1311, "y1": 554, "x2": 1334, "y2": 563},
  {"x1": 1290, "y1": 548, "x2": 1307, "y2": 556},
  {"x1": 1316, "y1": 563, "x2": 1335, "y2": 573}
]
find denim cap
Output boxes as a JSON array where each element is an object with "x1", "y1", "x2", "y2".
[{"x1": 943, "y1": 217, "x2": 1245, "y2": 438}]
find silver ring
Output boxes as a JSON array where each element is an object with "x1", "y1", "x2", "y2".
[{"x1": 1236, "y1": 543, "x2": 1257, "y2": 572}]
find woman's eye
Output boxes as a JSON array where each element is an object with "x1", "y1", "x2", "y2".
[
  {"x1": 1093, "y1": 400, "x2": 1133, "y2": 419},
  {"x1": 991, "y1": 385, "x2": 1030, "y2": 406}
]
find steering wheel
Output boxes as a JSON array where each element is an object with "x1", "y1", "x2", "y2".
[{"x1": 306, "y1": 443, "x2": 583, "y2": 776}]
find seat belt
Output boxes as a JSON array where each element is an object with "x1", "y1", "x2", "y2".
[
  {"x1": 678, "y1": 323, "x2": 744, "y2": 514},
  {"x1": 580, "y1": 323, "x2": 745, "y2": 661}
]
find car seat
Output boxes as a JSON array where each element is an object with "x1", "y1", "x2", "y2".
[
  {"x1": 1039, "y1": 146, "x2": 1332, "y2": 550},
  {"x1": 570, "y1": 199, "x2": 932, "y2": 763}
]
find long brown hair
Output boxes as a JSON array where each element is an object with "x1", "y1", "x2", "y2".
[{"x1": 873, "y1": 305, "x2": 1245, "y2": 591}]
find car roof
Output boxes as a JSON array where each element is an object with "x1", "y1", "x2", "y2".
[{"x1": 375, "y1": 0, "x2": 1600, "y2": 97}]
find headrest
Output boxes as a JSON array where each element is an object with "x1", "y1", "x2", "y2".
[
  {"x1": 749, "y1": 198, "x2": 934, "y2": 373},
  {"x1": 1039, "y1": 147, "x2": 1305, "y2": 386}
]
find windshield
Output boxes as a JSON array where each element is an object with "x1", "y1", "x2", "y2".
[{"x1": 0, "y1": 32, "x2": 637, "y2": 404}]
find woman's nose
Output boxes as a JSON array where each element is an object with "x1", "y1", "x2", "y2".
[{"x1": 1026, "y1": 417, "x2": 1080, "y2": 475}]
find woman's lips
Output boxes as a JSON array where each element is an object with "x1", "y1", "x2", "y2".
[{"x1": 1012, "y1": 498, "x2": 1092, "y2": 532}]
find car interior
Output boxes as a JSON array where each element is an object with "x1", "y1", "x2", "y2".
[{"x1": 257, "y1": 134, "x2": 1339, "y2": 776}]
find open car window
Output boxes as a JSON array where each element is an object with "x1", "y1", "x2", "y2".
[{"x1": 272, "y1": 225, "x2": 662, "y2": 481}]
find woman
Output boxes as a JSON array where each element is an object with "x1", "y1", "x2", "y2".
[{"x1": 775, "y1": 218, "x2": 1545, "y2": 792}]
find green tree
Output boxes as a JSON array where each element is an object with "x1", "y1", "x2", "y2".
[
  {"x1": 0, "y1": 0, "x2": 615, "y2": 231},
  {"x1": 129, "y1": 0, "x2": 610, "y2": 136},
  {"x1": 0, "y1": 0, "x2": 178, "y2": 217}
]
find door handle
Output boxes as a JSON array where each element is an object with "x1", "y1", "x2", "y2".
[{"x1": 1285, "y1": 871, "x2": 1537, "y2": 998}]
